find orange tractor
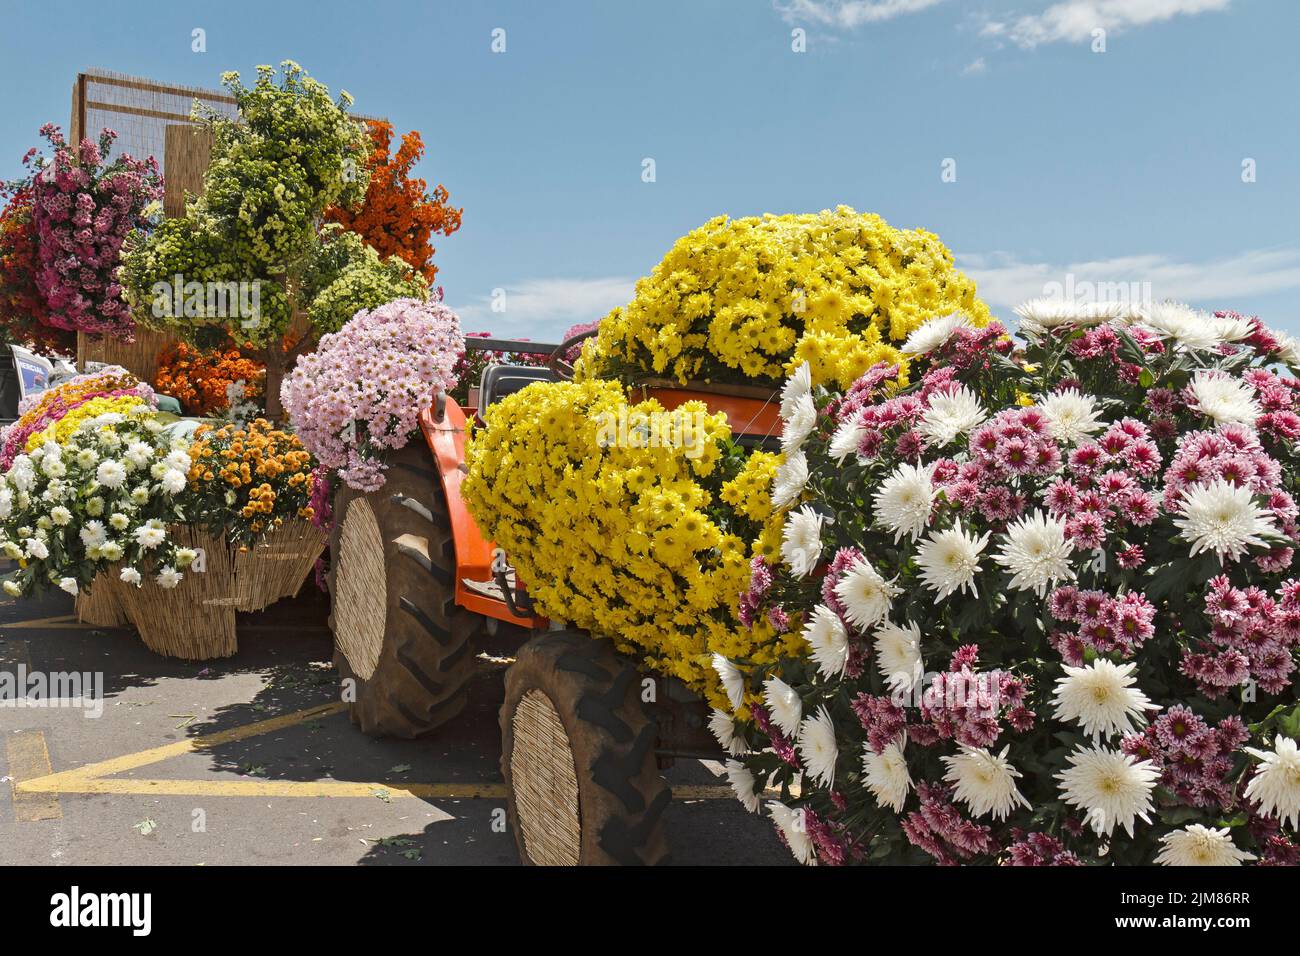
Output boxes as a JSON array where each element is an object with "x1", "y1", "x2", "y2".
[{"x1": 325, "y1": 331, "x2": 780, "y2": 864}]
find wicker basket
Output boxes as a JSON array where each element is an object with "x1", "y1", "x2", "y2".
[
  {"x1": 74, "y1": 568, "x2": 130, "y2": 628},
  {"x1": 232, "y1": 518, "x2": 328, "y2": 612},
  {"x1": 116, "y1": 525, "x2": 238, "y2": 660}
]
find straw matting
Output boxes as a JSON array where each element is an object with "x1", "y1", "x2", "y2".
[
  {"x1": 74, "y1": 569, "x2": 130, "y2": 628},
  {"x1": 233, "y1": 519, "x2": 327, "y2": 612},
  {"x1": 333, "y1": 499, "x2": 386, "y2": 680},
  {"x1": 510, "y1": 689, "x2": 582, "y2": 866},
  {"x1": 117, "y1": 525, "x2": 237, "y2": 659}
]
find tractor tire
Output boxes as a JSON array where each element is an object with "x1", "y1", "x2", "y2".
[
  {"x1": 327, "y1": 442, "x2": 481, "y2": 738},
  {"x1": 500, "y1": 630, "x2": 671, "y2": 865}
]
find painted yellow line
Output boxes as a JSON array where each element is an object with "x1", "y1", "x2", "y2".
[
  {"x1": 6, "y1": 730, "x2": 63, "y2": 821},
  {"x1": 1, "y1": 614, "x2": 96, "y2": 630},
  {"x1": 16, "y1": 776, "x2": 507, "y2": 799}
]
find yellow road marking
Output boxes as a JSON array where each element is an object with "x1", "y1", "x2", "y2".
[
  {"x1": 6, "y1": 730, "x2": 63, "y2": 821},
  {"x1": 11, "y1": 698, "x2": 744, "y2": 802},
  {"x1": 1, "y1": 614, "x2": 98, "y2": 630}
]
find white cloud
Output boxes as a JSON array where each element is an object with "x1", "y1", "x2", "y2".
[
  {"x1": 451, "y1": 276, "x2": 634, "y2": 338},
  {"x1": 959, "y1": 246, "x2": 1300, "y2": 316},
  {"x1": 982, "y1": 0, "x2": 1232, "y2": 49},
  {"x1": 777, "y1": 0, "x2": 947, "y2": 28},
  {"x1": 962, "y1": 57, "x2": 988, "y2": 75}
]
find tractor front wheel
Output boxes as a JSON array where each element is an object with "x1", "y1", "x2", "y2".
[
  {"x1": 328, "y1": 443, "x2": 481, "y2": 738},
  {"x1": 500, "y1": 630, "x2": 670, "y2": 865}
]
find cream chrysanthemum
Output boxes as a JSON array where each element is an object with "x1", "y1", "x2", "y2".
[
  {"x1": 1154, "y1": 825, "x2": 1254, "y2": 866},
  {"x1": 797, "y1": 706, "x2": 839, "y2": 788},
  {"x1": 779, "y1": 362, "x2": 813, "y2": 420},
  {"x1": 828, "y1": 418, "x2": 867, "y2": 464},
  {"x1": 873, "y1": 620, "x2": 924, "y2": 693},
  {"x1": 863, "y1": 738, "x2": 912, "y2": 812},
  {"x1": 781, "y1": 391, "x2": 818, "y2": 454},
  {"x1": 915, "y1": 519, "x2": 989, "y2": 599},
  {"x1": 708, "y1": 708, "x2": 749, "y2": 755},
  {"x1": 1137, "y1": 301, "x2": 1221, "y2": 351},
  {"x1": 711, "y1": 654, "x2": 746, "y2": 711},
  {"x1": 1173, "y1": 478, "x2": 1276, "y2": 563},
  {"x1": 1187, "y1": 371, "x2": 1260, "y2": 426},
  {"x1": 834, "y1": 556, "x2": 900, "y2": 632},
  {"x1": 993, "y1": 511, "x2": 1076, "y2": 596},
  {"x1": 771, "y1": 448, "x2": 809, "y2": 510},
  {"x1": 941, "y1": 745, "x2": 1030, "y2": 821},
  {"x1": 919, "y1": 385, "x2": 987, "y2": 447},
  {"x1": 767, "y1": 801, "x2": 817, "y2": 866},
  {"x1": 872, "y1": 462, "x2": 936, "y2": 543},
  {"x1": 764, "y1": 675, "x2": 803, "y2": 738},
  {"x1": 1038, "y1": 388, "x2": 1105, "y2": 445},
  {"x1": 1243, "y1": 736, "x2": 1300, "y2": 829},
  {"x1": 780, "y1": 505, "x2": 825, "y2": 578},
  {"x1": 1052, "y1": 659, "x2": 1159, "y2": 741},
  {"x1": 1056, "y1": 745, "x2": 1160, "y2": 837},
  {"x1": 725, "y1": 759, "x2": 762, "y2": 814},
  {"x1": 802, "y1": 605, "x2": 850, "y2": 679},
  {"x1": 901, "y1": 312, "x2": 971, "y2": 355}
]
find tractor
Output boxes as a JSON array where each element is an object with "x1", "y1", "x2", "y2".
[{"x1": 325, "y1": 330, "x2": 780, "y2": 865}]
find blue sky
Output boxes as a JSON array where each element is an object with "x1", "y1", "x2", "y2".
[{"x1": 2, "y1": 0, "x2": 1297, "y2": 338}]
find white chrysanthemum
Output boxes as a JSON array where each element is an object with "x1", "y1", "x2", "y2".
[
  {"x1": 101, "y1": 542, "x2": 123, "y2": 562},
  {"x1": 780, "y1": 505, "x2": 824, "y2": 578},
  {"x1": 779, "y1": 361, "x2": 813, "y2": 420},
  {"x1": 2, "y1": 580, "x2": 20, "y2": 597},
  {"x1": 711, "y1": 654, "x2": 746, "y2": 711},
  {"x1": 942, "y1": 745, "x2": 1030, "y2": 821},
  {"x1": 1056, "y1": 745, "x2": 1159, "y2": 837},
  {"x1": 164, "y1": 450, "x2": 190, "y2": 472},
  {"x1": 725, "y1": 759, "x2": 761, "y2": 814},
  {"x1": 764, "y1": 675, "x2": 803, "y2": 738},
  {"x1": 828, "y1": 418, "x2": 867, "y2": 464},
  {"x1": 1243, "y1": 736, "x2": 1300, "y2": 829},
  {"x1": 160, "y1": 468, "x2": 188, "y2": 495},
  {"x1": 1209, "y1": 313, "x2": 1255, "y2": 343},
  {"x1": 1275, "y1": 332, "x2": 1300, "y2": 369},
  {"x1": 96, "y1": 459, "x2": 127, "y2": 489},
  {"x1": 993, "y1": 511, "x2": 1076, "y2": 596},
  {"x1": 49, "y1": 505, "x2": 71, "y2": 527},
  {"x1": 156, "y1": 567, "x2": 183, "y2": 589},
  {"x1": 781, "y1": 392, "x2": 817, "y2": 454},
  {"x1": 863, "y1": 738, "x2": 912, "y2": 812},
  {"x1": 57, "y1": 577, "x2": 78, "y2": 596},
  {"x1": 767, "y1": 801, "x2": 817, "y2": 866},
  {"x1": 802, "y1": 605, "x2": 849, "y2": 679},
  {"x1": 74, "y1": 447, "x2": 98, "y2": 469},
  {"x1": 79, "y1": 520, "x2": 108, "y2": 549},
  {"x1": 1014, "y1": 298, "x2": 1123, "y2": 332},
  {"x1": 124, "y1": 441, "x2": 153, "y2": 468},
  {"x1": 771, "y1": 449, "x2": 809, "y2": 510},
  {"x1": 872, "y1": 462, "x2": 936, "y2": 543},
  {"x1": 915, "y1": 519, "x2": 989, "y2": 600},
  {"x1": 1173, "y1": 478, "x2": 1276, "y2": 563},
  {"x1": 919, "y1": 385, "x2": 987, "y2": 447},
  {"x1": 901, "y1": 312, "x2": 971, "y2": 355},
  {"x1": 40, "y1": 454, "x2": 66, "y2": 479},
  {"x1": 119, "y1": 567, "x2": 142, "y2": 586},
  {"x1": 1155, "y1": 825, "x2": 1255, "y2": 866},
  {"x1": 1187, "y1": 371, "x2": 1260, "y2": 426},
  {"x1": 1137, "y1": 301, "x2": 1222, "y2": 351},
  {"x1": 873, "y1": 620, "x2": 924, "y2": 693},
  {"x1": 109, "y1": 513, "x2": 130, "y2": 531},
  {"x1": 24, "y1": 537, "x2": 48, "y2": 560},
  {"x1": 1038, "y1": 388, "x2": 1105, "y2": 445},
  {"x1": 834, "y1": 556, "x2": 900, "y2": 632},
  {"x1": 708, "y1": 708, "x2": 748, "y2": 755},
  {"x1": 797, "y1": 706, "x2": 839, "y2": 788},
  {"x1": 1053, "y1": 659, "x2": 1159, "y2": 741},
  {"x1": 133, "y1": 521, "x2": 167, "y2": 550}
]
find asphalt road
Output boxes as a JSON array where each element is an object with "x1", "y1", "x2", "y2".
[{"x1": 0, "y1": 579, "x2": 788, "y2": 866}]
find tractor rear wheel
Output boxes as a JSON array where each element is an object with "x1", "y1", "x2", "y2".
[
  {"x1": 500, "y1": 630, "x2": 671, "y2": 865},
  {"x1": 328, "y1": 442, "x2": 481, "y2": 738}
]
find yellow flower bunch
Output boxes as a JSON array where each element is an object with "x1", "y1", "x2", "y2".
[
  {"x1": 463, "y1": 379, "x2": 803, "y2": 705},
  {"x1": 719, "y1": 450, "x2": 779, "y2": 524},
  {"x1": 578, "y1": 206, "x2": 990, "y2": 389},
  {"x1": 25, "y1": 395, "x2": 148, "y2": 450}
]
